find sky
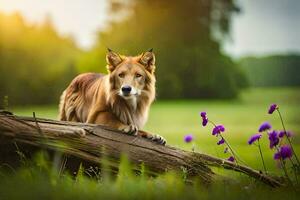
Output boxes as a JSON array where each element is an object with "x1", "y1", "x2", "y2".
[
  {"x1": 224, "y1": 0, "x2": 300, "y2": 57},
  {"x1": 0, "y1": 0, "x2": 109, "y2": 49},
  {"x1": 0, "y1": 0, "x2": 299, "y2": 57}
]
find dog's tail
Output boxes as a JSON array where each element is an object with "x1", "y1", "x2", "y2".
[{"x1": 58, "y1": 90, "x2": 67, "y2": 121}]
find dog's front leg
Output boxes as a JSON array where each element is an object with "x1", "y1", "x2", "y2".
[
  {"x1": 138, "y1": 130, "x2": 166, "y2": 145},
  {"x1": 87, "y1": 110, "x2": 138, "y2": 135}
]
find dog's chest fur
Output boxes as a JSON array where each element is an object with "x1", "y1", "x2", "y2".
[{"x1": 111, "y1": 98, "x2": 148, "y2": 129}]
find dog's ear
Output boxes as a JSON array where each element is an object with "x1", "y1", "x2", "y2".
[
  {"x1": 106, "y1": 48, "x2": 123, "y2": 72},
  {"x1": 139, "y1": 48, "x2": 155, "y2": 73}
]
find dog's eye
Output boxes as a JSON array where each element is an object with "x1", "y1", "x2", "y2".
[
  {"x1": 118, "y1": 73, "x2": 125, "y2": 78},
  {"x1": 135, "y1": 73, "x2": 142, "y2": 78}
]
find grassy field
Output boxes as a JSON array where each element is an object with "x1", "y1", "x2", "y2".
[
  {"x1": 11, "y1": 87, "x2": 300, "y2": 172},
  {"x1": 2, "y1": 87, "x2": 299, "y2": 199}
]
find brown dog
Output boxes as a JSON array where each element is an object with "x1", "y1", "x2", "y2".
[{"x1": 58, "y1": 49, "x2": 166, "y2": 145}]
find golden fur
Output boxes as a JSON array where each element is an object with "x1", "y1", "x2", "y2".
[{"x1": 59, "y1": 50, "x2": 166, "y2": 144}]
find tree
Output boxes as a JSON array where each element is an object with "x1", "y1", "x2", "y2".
[
  {"x1": 84, "y1": 0, "x2": 248, "y2": 99},
  {"x1": 0, "y1": 12, "x2": 81, "y2": 106}
]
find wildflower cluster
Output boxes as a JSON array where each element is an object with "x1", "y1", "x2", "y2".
[
  {"x1": 266, "y1": 104, "x2": 298, "y2": 162},
  {"x1": 247, "y1": 103, "x2": 299, "y2": 183},
  {"x1": 184, "y1": 103, "x2": 298, "y2": 185}
]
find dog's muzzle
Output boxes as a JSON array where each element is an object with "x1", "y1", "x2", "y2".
[{"x1": 121, "y1": 85, "x2": 132, "y2": 96}]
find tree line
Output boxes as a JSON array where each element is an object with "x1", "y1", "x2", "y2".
[
  {"x1": 0, "y1": 13, "x2": 80, "y2": 106},
  {"x1": 239, "y1": 54, "x2": 300, "y2": 87}
]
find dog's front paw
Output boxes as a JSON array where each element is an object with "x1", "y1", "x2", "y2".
[
  {"x1": 120, "y1": 124, "x2": 138, "y2": 136},
  {"x1": 150, "y1": 134, "x2": 166, "y2": 145}
]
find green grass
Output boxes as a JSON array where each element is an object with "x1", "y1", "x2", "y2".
[
  {"x1": 145, "y1": 87, "x2": 300, "y2": 172},
  {"x1": 4, "y1": 87, "x2": 300, "y2": 199},
  {"x1": 0, "y1": 154, "x2": 298, "y2": 200}
]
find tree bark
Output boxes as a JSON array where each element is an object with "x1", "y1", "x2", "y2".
[{"x1": 0, "y1": 111, "x2": 282, "y2": 187}]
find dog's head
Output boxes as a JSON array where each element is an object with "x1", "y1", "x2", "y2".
[{"x1": 106, "y1": 49, "x2": 156, "y2": 100}]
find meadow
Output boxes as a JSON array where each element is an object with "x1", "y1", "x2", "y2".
[
  {"x1": 11, "y1": 87, "x2": 300, "y2": 171},
  {"x1": 1, "y1": 87, "x2": 299, "y2": 199}
]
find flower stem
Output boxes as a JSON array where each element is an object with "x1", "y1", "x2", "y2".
[
  {"x1": 275, "y1": 146, "x2": 292, "y2": 185},
  {"x1": 289, "y1": 158, "x2": 299, "y2": 184},
  {"x1": 208, "y1": 120, "x2": 217, "y2": 127},
  {"x1": 277, "y1": 109, "x2": 300, "y2": 165},
  {"x1": 257, "y1": 139, "x2": 267, "y2": 174},
  {"x1": 281, "y1": 160, "x2": 293, "y2": 186},
  {"x1": 222, "y1": 135, "x2": 248, "y2": 165},
  {"x1": 220, "y1": 135, "x2": 238, "y2": 163}
]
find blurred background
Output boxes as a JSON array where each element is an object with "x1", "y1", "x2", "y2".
[
  {"x1": 1, "y1": 0, "x2": 300, "y2": 103},
  {"x1": 0, "y1": 0, "x2": 299, "y2": 170}
]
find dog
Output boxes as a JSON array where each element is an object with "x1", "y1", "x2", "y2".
[{"x1": 58, "y1": 49, "x2": 166, "y2": 145}]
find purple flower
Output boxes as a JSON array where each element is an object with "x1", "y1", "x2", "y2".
[
  {"x1": 200, "y1": 112, "x2": 206, "y2": 118},
  {"x1": 268, "y1": 104, "x2": 278, "y2": 114},
  {"x1": 248, "y1": 133, "x2": 262, "y2": 145},
  {"x1": 212, "y1": 125, "x2": 225, "y2": 135},
  {"x1": 258, "y1": 122, "x2": 272, "y2": 132},
  {"x1": 184, "y1": 134, "x2": 193, "y2": 143},
  {"x1": 200, "y1": 112, "x2": 208, "y2": 127},
  {"x1": 274, "y1": 145, "x2": 293, "y2": 160},
  {"x1": 217, "y1": 138, "x2": 225, "y2": 145},
  {"x1": 202, "y1": 117, "x2": 208, "y2": 126},
  {"x1": 268, "y1": 130, "x2": 279, "y2": 149},
  {"x1": 278, "y1": 131, "x2": 292, "y2": 138},
  {"x1": 273, "y1": 152, "x2": 281, "y2": 160},
  {"x1": 227, "y1": 156, "x2": 235, "y2": 162}
]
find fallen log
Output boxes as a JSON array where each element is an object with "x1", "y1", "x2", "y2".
[{"x1": 0, "y1": 111, "x2": 282, "y2": 187}]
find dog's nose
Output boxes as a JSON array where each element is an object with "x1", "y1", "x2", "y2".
[{"x1": 121, "y1": 85, "x2": 132, "y2": 94}]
